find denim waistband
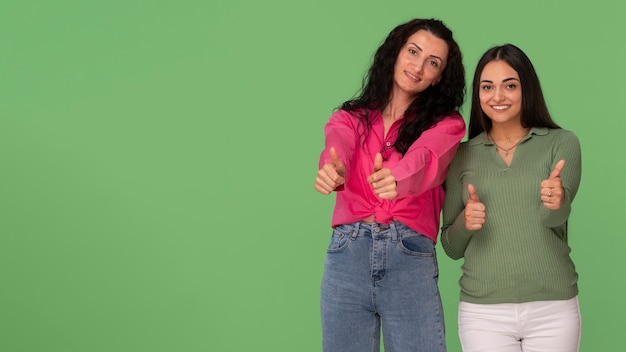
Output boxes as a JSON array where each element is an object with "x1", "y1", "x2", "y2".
[{"x1": 346, "y1": 221, "x2": 408, "y2": 242}]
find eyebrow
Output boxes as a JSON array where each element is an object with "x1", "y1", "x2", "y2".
[
  {"x1": 408, "y1": 43, "x2": 443, "y2": 62},
  {"x1": 480, "y1": 77, "x2": 520, "y2": 84}
]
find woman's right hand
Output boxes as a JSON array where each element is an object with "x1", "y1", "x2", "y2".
[
  {"x1": 464, "y1": 184, "x2": 486, "y2": 230},
  {"x1": 314, "y1": 147, "x2": 346, "y2": 195}
]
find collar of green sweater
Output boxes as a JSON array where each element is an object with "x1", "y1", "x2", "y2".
[{"x1": 469, "y1": 127, "x2": 549, "y2": 146}]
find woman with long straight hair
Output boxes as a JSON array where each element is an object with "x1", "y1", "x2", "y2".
[{"x1": 441, "y1": 44, "x2": 582, "y2": 352}]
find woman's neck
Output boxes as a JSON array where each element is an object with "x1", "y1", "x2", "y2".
[
  {"x1": 382, "y1": 96, "x2": 412, "y2": 122},
  {"x1": 489, "y1": 125, "x2": 529, "y2": 143}
]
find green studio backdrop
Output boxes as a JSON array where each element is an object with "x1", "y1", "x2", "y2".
[{"x1": 0, "y1": 0, "x2": 623, "y2": 351}]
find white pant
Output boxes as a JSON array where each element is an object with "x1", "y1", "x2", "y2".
[{"x1": 458, "y1": 296, "x2": 581, "y2": 352}]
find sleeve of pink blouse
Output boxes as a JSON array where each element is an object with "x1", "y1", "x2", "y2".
[
  {"x1": 392, "y1": 113, "x2": 466, "y2": 197},
  {"x1": 318, "y1": 110, "x2": 359, "y2": 184}
]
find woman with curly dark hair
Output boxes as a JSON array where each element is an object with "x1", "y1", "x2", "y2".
[{"x1": 314, "y1": 18, "x2": 466, "y2": 352}]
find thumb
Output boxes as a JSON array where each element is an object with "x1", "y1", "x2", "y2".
[
  {"x1": 468, "y1": 184, "x2": 480, "y2": 203},
  {"x1": 373, "y1": 153, "x2": 383, "y2": 173},
  {"x1": 329, "y1": 147, "x2": 344, "y2": 174},
  {"x1": 549, "y1": 159, "x2": 565, "y2": 179}
]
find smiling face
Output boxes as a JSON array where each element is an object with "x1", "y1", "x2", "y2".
[
  {"x1": 392, "y1": 30, "x2": 448, "y2": 99},
  {"x1": 478, "y1": 60, "x2": 523, "y2": 127}
]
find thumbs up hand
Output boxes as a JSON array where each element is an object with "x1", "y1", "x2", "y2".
[
  {"x1": 541, "y1": 159, "x2": 565, "y2": 209},
  {"x1": 314, "y1": 147, "x2": 346, "y2": 195},
  {"x1": 367, "y1": 153, "x2": 397, "y2": 200},
  {"x1": 464, "y1": 184, "x2": 486, "y2": 231}
]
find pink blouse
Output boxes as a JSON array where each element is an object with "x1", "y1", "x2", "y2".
[{"x1": 319, "y1": 109, "x2": 466, "y2": 242}]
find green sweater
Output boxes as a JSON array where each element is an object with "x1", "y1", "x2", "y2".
[{"x1": 441, "y1": 127, "x2": 582, "y2": 304}]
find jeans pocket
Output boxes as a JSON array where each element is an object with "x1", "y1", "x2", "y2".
[
  {"x1": 326, "y1": 226, "x2": 352, "y2": 253},
  {"x1": 398, "y1": 234, "x2": 434, "y2": 256}
]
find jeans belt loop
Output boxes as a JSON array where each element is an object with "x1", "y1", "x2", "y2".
[
  {"x1": 350, "y1": 221, "x2": 360, "y2": 240},
  {"x1": 390, "y1": 221, "x2": 398, "y2": 242}
]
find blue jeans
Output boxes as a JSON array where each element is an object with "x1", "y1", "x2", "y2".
[{"x1": 321, "y1": 221, "x2": 446, "y2": 352}]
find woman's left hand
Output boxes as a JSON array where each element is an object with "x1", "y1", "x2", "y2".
[
  {"x1": 540, "y1": 159, "x2": 565, "y2": 210},
  {"x1": 368, "y1": 153, "x2": 397, "y2": 200}
]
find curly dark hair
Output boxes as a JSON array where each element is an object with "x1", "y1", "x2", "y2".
[
  {"x1": 340, "y1": 18, "x2": 465, "y2": 155},
  {"x1": 468, "y1": 44, "x2": 560, "y2": 139}
]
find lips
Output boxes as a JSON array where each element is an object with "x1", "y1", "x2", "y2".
[{"x1": 405, "y1": 71, "x2": 421, "y2": 82}]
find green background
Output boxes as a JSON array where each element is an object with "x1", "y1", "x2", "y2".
[{"x1": 1, "y1": 0, "x2": 623, "y2": 351}]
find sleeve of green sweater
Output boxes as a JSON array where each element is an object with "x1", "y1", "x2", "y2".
[
  {"x1": 440, "y1": 146, "x2": 473, "y2": 260},
  {"x1": 539, "y1": 130, "x2": 582, "y2": 228}
]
